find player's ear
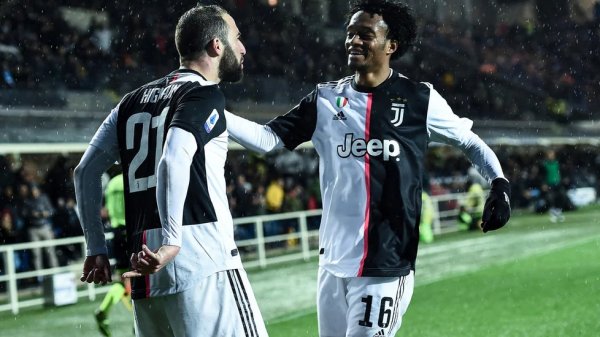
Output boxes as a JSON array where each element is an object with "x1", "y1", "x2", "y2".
[
  {"x1": 206, "y1": 38, "x2": 222, "y2": 57},
  {"x1": 387, "y1": 39, "x2": 398, "y2": 56}
]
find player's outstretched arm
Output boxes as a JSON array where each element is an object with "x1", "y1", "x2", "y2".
[
  {"x1": 80, "y1": 254, "x2": 112, "y2": 285},
  {"x1": 225, "y1": 110, "x2": 283, "y2": 154},
  {"x1": 122, "y1": 245, "x2": 181, "y2": 278},
  {"x1": 481, "y1": 178, "x2": 511, "y2": 232}
]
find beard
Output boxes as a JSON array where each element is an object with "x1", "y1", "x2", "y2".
[{"x1": 219, "y1": 42, "x2": 243, "y2": 83}]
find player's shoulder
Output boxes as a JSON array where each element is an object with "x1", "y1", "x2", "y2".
[
  {"x1": 390, "y1": 71, "x2": 435, "y2": 97},
  {"x1": 179, "y1": 82, "x2": 224, "y2": 103},
  {"x1": 316, "y1": 75, "x2": 354, "y2": 91},
  {"x1": 391, "y1": 71, "x2": 430, "y2": 89}
]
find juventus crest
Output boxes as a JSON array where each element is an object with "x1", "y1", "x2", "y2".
[{"x1": 391, "y1": 102, "x2": 405, "y2": 127}]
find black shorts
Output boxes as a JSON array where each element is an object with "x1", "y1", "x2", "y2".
[{"x1": 111, "y1": 226, "x2": 129, "y2": 270}]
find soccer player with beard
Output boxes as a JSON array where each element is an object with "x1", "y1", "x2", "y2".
[
  {"x1": 225, "y1": 0, "x2": 511, "y2": 336},
  {"x1": 74, "y1": 5, "x2": 268, "y2": 337}
]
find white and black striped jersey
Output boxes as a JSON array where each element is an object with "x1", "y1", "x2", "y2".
[
  {"x1": 89, "y1": 69, "x2": 242, "y2": 299},
  {"x1": 266, "y1": 70, "x2": 504, "y2": 278}
]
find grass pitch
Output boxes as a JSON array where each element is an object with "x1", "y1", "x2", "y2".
[{"x1": 1, "y1": 207, "x2": 599, "y2": 337}]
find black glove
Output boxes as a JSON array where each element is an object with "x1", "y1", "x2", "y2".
[{"x1": 481, "y1": 178, "x2": 511, "y2": 233}]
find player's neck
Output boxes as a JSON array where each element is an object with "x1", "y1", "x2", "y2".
[
  {"x1": 180, "y1": 60, "x2": 220, "y2": 83},
  {"x1": 354, "y1": 65, "x2": 392, "y2": 88}
]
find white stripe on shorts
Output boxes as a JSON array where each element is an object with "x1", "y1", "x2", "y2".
[
  {"x1": 227, "y1": 270, "x2": 259, "y2": 337},
  {"x1": 389, "y1": 274, "x2": 406, "y2": 330}
]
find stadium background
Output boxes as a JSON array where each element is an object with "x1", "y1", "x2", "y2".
[{"x1": 0, "y1": 0, "x2": 599, "y2": 336}]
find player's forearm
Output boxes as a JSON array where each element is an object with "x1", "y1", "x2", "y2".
[
  {"x1": 225, "y1": 110, "x2": 283, "y2": 153},
  {"x1": 157, "y1": 128, "x2": 196, "y2": 247},
  {"x1": 458, "y1": 131, "x2": 505, "y2": 183},
  {"x1": 74, "y1": 145, "x2": 116, "y2": 256}
]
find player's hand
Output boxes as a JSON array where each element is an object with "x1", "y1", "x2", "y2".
[
  {"x1": 80, "y1": 254, "x2": 112, "y2": 285},
  {"x1": 481, "y1": 177, "x2": 511, "y2": 233},
  {"x1": 122, "y1": 244, "x2": 180, "y2": 278}
]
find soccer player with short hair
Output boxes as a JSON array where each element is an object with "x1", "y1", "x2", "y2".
[
  {"x1": 74, "y1": 5, "x2": 268, "y2": 337},
  {"x1": 225, "y1": 0, "x2": 511, "y2": 336}
]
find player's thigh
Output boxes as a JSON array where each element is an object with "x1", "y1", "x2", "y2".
[
  {"x1": 166, "y1": 269, "x2": 268, "y2": 337},
  {"x1": 346, "y1": 272, "x2": 414, "y2": 337},
  {"x1": 317, "y1": 268, "x2": 349, "y2": 337}
]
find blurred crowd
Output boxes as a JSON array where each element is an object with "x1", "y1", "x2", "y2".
[
  {"x1": 1, "y1": 1, "x2": 598, "y2": 121},
  {"x1": 0, "y1": 150, "x2": 323, "y2": 274},
  {"x1": 417, "y1": 18, "x2": 599, "y2": 122},
  {"x1": 426, "y1": 145, "x2": 600, "y2": 214},
  {"x1": 0, "y1": 155, "x2": 81, "y2": 276}
]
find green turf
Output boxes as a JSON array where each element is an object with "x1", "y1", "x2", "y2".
[
  {"x1": 0, "y1": 297, "x2": 134, "y2": 337},
  {"x1": 2, "y1": 207, "x2": 599, "y2": 336},
  {"x1": 401, "y1": 238, "x2": 600, "y2": 337}
]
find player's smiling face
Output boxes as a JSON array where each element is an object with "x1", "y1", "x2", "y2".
[{"x1": 345, "y1": 11, "x2": 393, "y2": 72}]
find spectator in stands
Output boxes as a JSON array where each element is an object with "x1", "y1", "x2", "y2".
[
  {"x1": 44, "y1": 156, "x2": 74, "y2": 207},
  {"x1": 0, "y1": 209, "x2": 18, "y2": 245},
  {"x1": 231, "y1": 174, "x2": 254, "y2": 217},
  {"x1": 1, "y1": 183, "x2": 30, "y2": 272},
  {"x1": 0, "y1": 155, "x2": 15, "y2": 190},
  {"x1": 0, "y1": 210, "x2": 19, "y2": 279},
  {"x1": 264, "y1": 176, "x2": 285, "y2": 238},
  {"x1": 282, "y1": 184, "x2": 305, "y2": 247},
  {"x1": 53, "y1": 196, "x2": 81, "y2": 264},
  {"x1": 22, "y1": 184, "x2": 58, "y2": 271}
]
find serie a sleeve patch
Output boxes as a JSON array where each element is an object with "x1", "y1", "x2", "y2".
[{"x1": 204, "y1": 109, "x2": 220, "y2": 133}]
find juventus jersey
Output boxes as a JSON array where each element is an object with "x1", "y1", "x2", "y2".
[
  {"x1": 89, "y1": 69, "x2": 242, "y2": 299},
  {"x1": 267, "y1": 70, "x2": 487, "y2": 278}
]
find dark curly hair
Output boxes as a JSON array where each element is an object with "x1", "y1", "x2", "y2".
[{"x1": 345, "y1": 0, "x2": 417, "y2": 59}]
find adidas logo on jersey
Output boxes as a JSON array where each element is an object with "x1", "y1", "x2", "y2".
[
  {"x1": 373, "y1": 329, "x2": 386, "y2": 337},
  {"x1": 333, "y1": 111, "x2": 347, "y2": 120}
]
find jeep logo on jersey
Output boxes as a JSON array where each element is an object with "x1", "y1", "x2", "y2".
[
  {"x1": 391, "y1": 103, "x2": 405, "y2": 127},
  {"x1": 337, "y1": 134, "x2": 401, "y2": 161}
]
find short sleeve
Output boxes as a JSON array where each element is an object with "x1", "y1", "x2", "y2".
[
  {"x1": 424, "y1": 82, "x2": 474, "y2": 146},
  {"x1": 267, "y1": 89, "x2": 318, "y2": 150},
  {"x1": 169, "y1": 85, "x2": 226, "y2": 146},
  {"x1": 90, "y1": 105, "x2": 120, "y2": 157}
]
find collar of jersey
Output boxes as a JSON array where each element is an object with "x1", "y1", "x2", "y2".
[
  {"x1": 171, "y1": 68, "x2": 208, "y2": 81},
  {"x1": 350, "y1": 69, "x2": 395, "y2": 93}
]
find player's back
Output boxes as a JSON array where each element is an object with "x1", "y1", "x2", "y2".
[{"x1": 114, "y1": 73, "x2": 190, "y2": 246}]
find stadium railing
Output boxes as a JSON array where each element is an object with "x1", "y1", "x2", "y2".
[{"x1": 0, "y1": 192, "x2": 467, "y2": 314}]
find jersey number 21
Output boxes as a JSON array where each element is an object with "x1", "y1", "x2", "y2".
[{"x1": 125, "y1": 106, "x2": 169, "y2": 193}]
